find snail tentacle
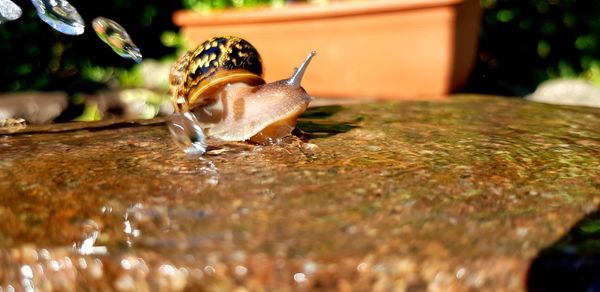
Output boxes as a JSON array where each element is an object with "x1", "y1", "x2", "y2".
[{"x1": 287, "y1": 51, "x2": 317, "y2": 88}]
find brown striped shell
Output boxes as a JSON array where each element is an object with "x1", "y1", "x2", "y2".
[{"x1": 170, "y1": 36, "x2": 265, "y2": 111}]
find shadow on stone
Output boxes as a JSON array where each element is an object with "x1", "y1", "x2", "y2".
[
  {"x1": 296, "y1": 105, "x2": 358, "y2": 139},
  {"x1": 527, "y1": 208, "x2": 600, "y2": 291},
  {"x1": 301, "y1": 105, "x2": 344, "y2": 119}
]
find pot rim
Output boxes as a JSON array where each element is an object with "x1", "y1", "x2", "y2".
[{"x1": 173, "y1": 0, "x2": 466, "y2": 26}]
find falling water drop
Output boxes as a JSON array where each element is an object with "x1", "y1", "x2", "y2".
[
  {"x1": 167, "y1": 111, "x2": 207, "y2": 156},
  {"x1": 92, "y1": 17, "x2": 142, "y2": 63},
  {"x1": 30, "y1": 0, "x2": 85, "y2": 35},
  {"x1": 0, "y1": 0, "x2": 22, "y2": 24}
]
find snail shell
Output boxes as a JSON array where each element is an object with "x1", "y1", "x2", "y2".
[{"x1": 170, "y1": 36, "x2": 315, "y2": 144}]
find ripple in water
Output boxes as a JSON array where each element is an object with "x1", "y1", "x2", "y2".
[
  {"x1": 191, "y1": 158, "x2": 219, "y2": 186},
  {"x1": 168, "y1": 157, "x2": 219, "y2": 189},
  {"x1": 92, "y1": 17, "x2": 142, "y2": 63},
  {"x1": 30, "y1": 0, "x2": 84, "y2": 35},
  {"x1": 120, "y1": 202, "x2": 216, "y2": 249},
  {"x1": 0, "y1": 0, "x2": 22, "y2": 24}
]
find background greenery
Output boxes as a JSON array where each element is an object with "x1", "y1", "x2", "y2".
[
  {"x1": 1, "y1": 0, "x2": 599, "y2": 96},
  {"x1": 465, "y1": 0, "x2": 600, "y2": 95},
  {"x1": 182, "y1": 0, "x2": 283, "y2": 12},
  {"x1": 0, "y1": 0, "x2": 182, "y2": 93}
]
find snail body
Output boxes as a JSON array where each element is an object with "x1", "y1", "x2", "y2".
[{"x1": 170, "y1": 36, "x2": 315, "y2": 144}]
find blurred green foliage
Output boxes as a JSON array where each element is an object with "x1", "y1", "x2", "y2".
[
  {"x1": 0, "y1": 0, "x2": 182, "y2": 93},
  {"x1": 182, "y1": 0, "x2": 284, "y2": 12},
  {"x1": 467, "y1": 0, "x2": 600, "y2": 95}
]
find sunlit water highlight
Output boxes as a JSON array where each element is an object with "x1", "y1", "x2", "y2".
[
  {"x1": 92, "y1": 17, "x2": 142, "y2": 63},
  {"x1": 0, "y1": 0, "x2": 21, "y2": 24},
  {"x1": 30, "y1": 0, "x2": 84, "y2": 35}
]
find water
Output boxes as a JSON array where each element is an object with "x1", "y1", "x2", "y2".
[
  {"x1": 0, "y1": 96, "x2": 599, "y2": 289},
  {"x1": 0, "y1": 0, "x2": 21, "y2": 24},
  {"x1": 167, "y1": 111, "x2": 207, "y2": 156},
  {"x1": 4, "y1": 1, "x2": 142, "y2": 61},
  {"x1": 30, "y1": 0, "x2": 84, "y2": 35},
  {"x1": 72, "y1": 219, "x2": 104, "y2": 255},
  {"x1": 92, "y1": 17, "x2": 142, "y2": 63}
]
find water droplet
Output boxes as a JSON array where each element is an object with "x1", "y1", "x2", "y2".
[
  {"x1": 123, "y1": 204, "x2": 145, "y2": 247},
  {"x1": 167, "y1": 111, "x2": 207, "y2": 156},
  {"x1": 49, "y1": 260, "x2": 60, "y2": 271},
  {"x1": 293, "y1": 272, "x2": 307, "y2": 283},
  {"x1": 92, "y1": 17, "x2": 142, "y2": 63},
  {"x1": 356, "y1": 262, "x2": 369, "y2": 272},
  {"x1": 73, "y1": 219, "x2": 106, "y2": 255},
  {"x1": 30, "y1": 0, "x2": 85, "y2": 35},
  {"x1": 120, "y1": 259, "x2": 132, "y2": 270},
  {"x1": 234, "y1": 265, "x2": 248, "y2": 277},
  {"x1": 455, "y1": 267, "x2": 466, "y2": 279},
  {"x1": 203, "y1": 265, "x2": 216, "y2": 275},
  {"x1": 0, "y1": 0, "x2": 22, "y2": 24},
  {"x1": 20, "y1": 265, "x2": 33, "y2": 278}
]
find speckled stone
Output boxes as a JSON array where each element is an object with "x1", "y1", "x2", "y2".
[{"x1": 0, "y1": 95, "x2": 598, "y2": 291}]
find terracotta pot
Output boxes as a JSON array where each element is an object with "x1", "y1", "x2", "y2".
[{"x1": 173, "y1": 0, "x2": 481, "y2": 99}]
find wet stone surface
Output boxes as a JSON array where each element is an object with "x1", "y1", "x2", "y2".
[{"x1": 0, "y1": 95, "x2": 599, "y2": 291}]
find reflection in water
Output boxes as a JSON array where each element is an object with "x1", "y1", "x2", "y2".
[
  {"x1": 0, "y1": 0, "x2": 21, "y2": 24},
  {"x1": 92, "y1": 17, "x2": 142, "y2": 63},
  {"x1": 30, "y1": 0, "x2": 84, "y2": 35},
  {"x1": 527, "y1": 209, "x2": 600, "y2": 291}
]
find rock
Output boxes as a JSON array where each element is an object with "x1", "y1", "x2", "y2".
[
  {"x1": 0, "y1": 95, "x2": 598, "y2": 290},
  {"x1": 526, "y1": 78, "x2": 600, "y2": 108},
  {"x1": 80, "y1": 89, "x2": 173, "y2": 120},
  {"x1": 0, "y1": 91, "x2": 68, "y2": 124}
]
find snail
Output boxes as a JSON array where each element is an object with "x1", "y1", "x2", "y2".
[{"x1": 169, "y1": 36, "x2": 316, "y2": 145}]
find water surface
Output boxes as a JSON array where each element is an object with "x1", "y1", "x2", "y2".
[{"x1": 0, "y1": 95, "x2": 598, "y2": 290}]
